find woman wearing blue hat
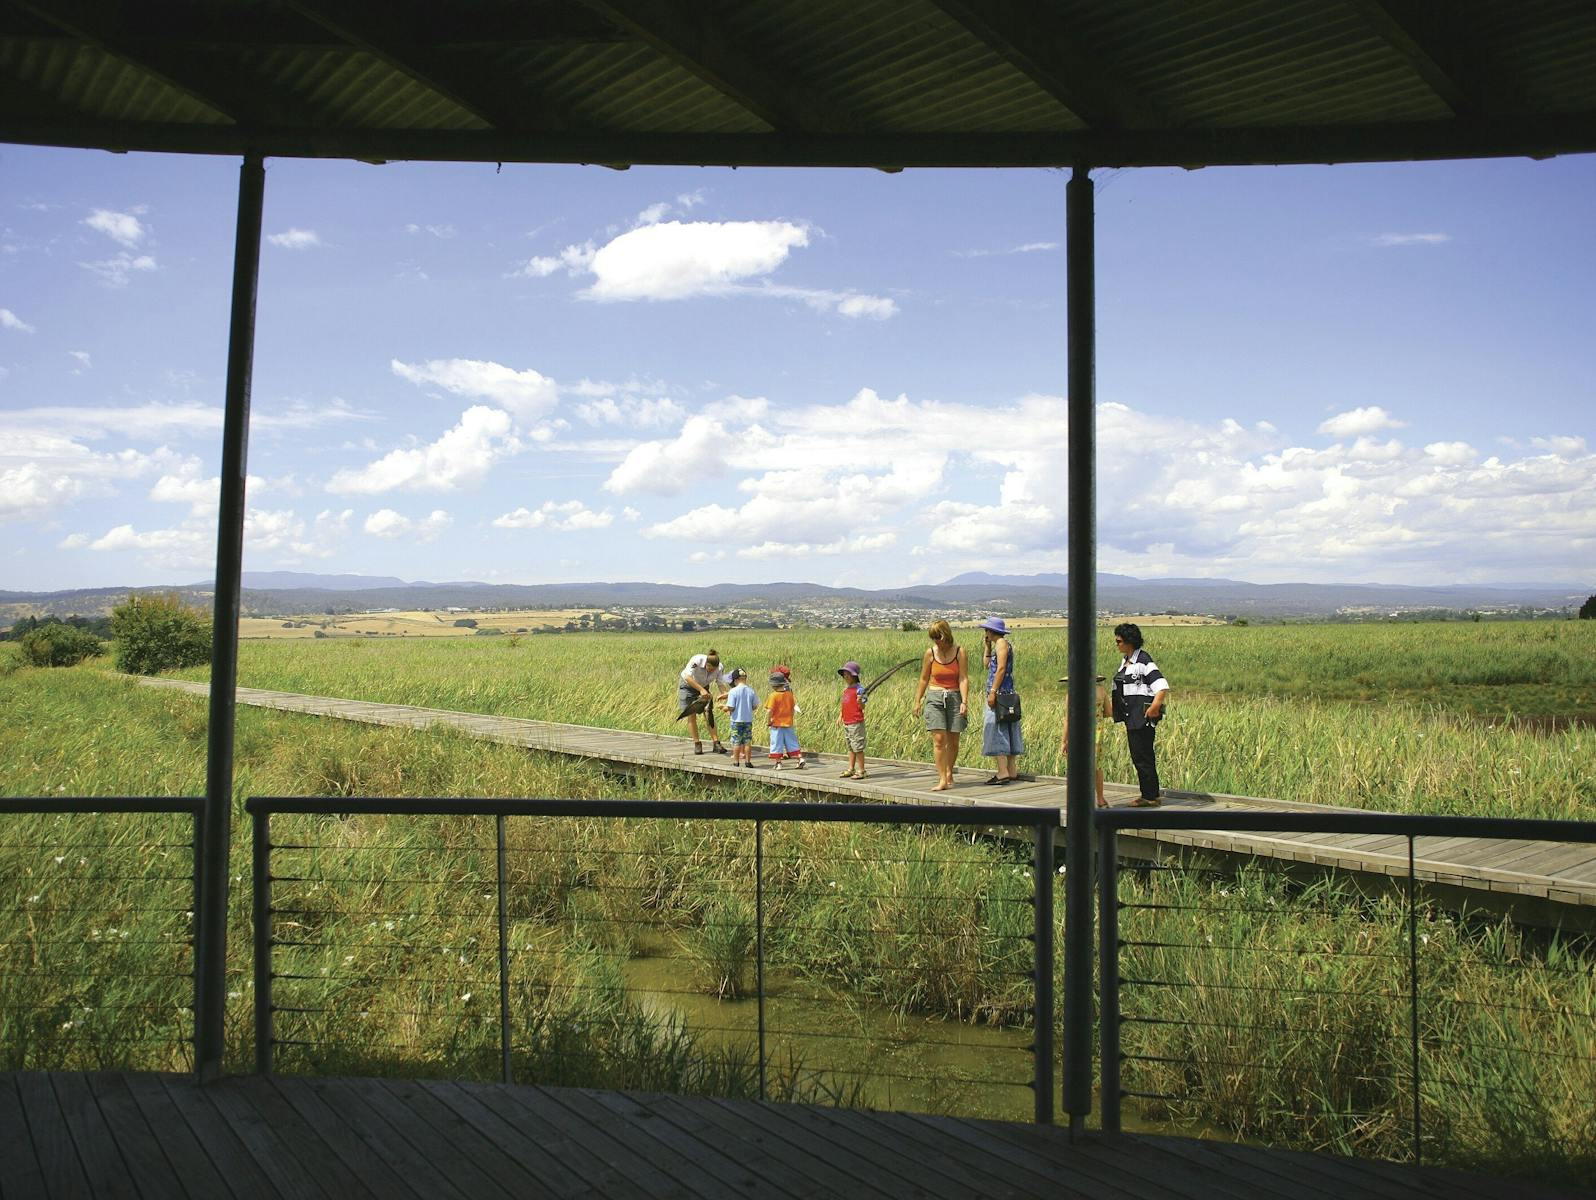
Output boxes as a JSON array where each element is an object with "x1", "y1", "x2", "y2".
[{"x1": 979, "y1": 617, "x2": 1024, "y2": 784}]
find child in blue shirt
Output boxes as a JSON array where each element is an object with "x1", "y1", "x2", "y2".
[{"x1": 720, "y1": 668, "x2": 759, "y2": 767}]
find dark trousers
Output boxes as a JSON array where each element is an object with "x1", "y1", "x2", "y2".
[{"x1": 1126, "y1": 726, "x2": 1160, "y2": 800}]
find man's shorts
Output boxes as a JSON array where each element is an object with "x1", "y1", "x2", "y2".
[
  {"x1": 769, "y1": 726, "x2": 801, "y2": 758},
  {"x1": 729, "y1": 721, "x2": 753, "y2": 747},
  {"x1": 922, "y1": 687, "x2": 967, "y2": 733},
  {"x1": 844, "y1": 722, "x2": 866, "y2": 753}
]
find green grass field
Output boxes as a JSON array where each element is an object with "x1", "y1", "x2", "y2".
[
  {"x1": 2, "y1": 620, "x2": 1593, "y2": 1185},
  {"x1": 143, "y1": 618, "x2": 1596, "y2": 820}
]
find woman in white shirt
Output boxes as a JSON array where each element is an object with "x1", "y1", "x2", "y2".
[{"x1": 679, "y1": 650, "x2": 728, "y2": 755}]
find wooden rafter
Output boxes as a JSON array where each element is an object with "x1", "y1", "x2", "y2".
[
  {"x1": 282, "y1": 0, "x2": 584, "y2": 133},
  {"x1": 1345, "y1": 0, "x2": 1481, "y2": 118},
  {"x1": 923, "y1": 0, "x2": 1160, "y2": 130},
  {"x1": 6, "y1": 0, "x2": 312, "y2": 125},
  {"x1": 581, "y1": 0, "x2": 855, "y2": 133}
]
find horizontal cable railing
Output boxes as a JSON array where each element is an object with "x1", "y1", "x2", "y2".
[
  {"x1": 1096, "y1": 808, "x2": 1596, "y2": 1169},
  {"x1": 247, "y1": 796, "x2": 1059, "y2": 1123},
  {"x1": 0, "y1": 797, "x2": 202, "y2": 1073}
]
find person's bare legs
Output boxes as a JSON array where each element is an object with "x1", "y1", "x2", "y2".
[
  {"x1": 1095, "y1": 767, "x2": 1106, "y2": 807},
  {"x1": 930, "y1": 730, "x2": 950, "y2": 790},
  {"x1": 686, "y1": 712, "x2": 703, "y2": 751},
  {"x1": 946, "y1": 732, "x2": 961, "y2": 787},
  {"x1": 998, "y1": 753, "x2": 1018, "y2": 781}
]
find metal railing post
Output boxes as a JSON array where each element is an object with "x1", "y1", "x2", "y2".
[
  {"x1": 498, "y1": 814, "x2": 512, "y2": 1085},
  {"x1": 1033, "y1": 817, "x2": 1056, "y2": 1124},
  {"x1": 252, "y1": 807, "x2": 272, "y2": 1074},
  {"x1": 756, "y1": 818, "x2": 767, "y2": 1102},
  {"x1": 1408, "y1": 835, "x2": 1421, "y2": 1165},
  {"x1": 1097, "y1": 820, "x2": 1121, "y2": 1133}
]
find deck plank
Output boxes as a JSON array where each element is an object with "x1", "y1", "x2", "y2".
[
  {"x1": 47, "y1": 1072, "x2": 140, "y2": 1200},
  {"x1": 84, "y1": 1072, "x2": 197, "y2": 1200},
  {"x1": 0, "y1": 1074, "x2": 49, "y2": 1200},
  {"x1": 118, "y1": 1072, "x2": 239, "y2": 1200}
]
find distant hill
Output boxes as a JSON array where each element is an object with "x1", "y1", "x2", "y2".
[{"x1": 1, "y1": 570, "x2": 1585, "y2": 624}]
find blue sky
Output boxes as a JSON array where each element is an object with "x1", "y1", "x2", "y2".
[{"x1": 2, "y1": 143, "x2": 1592, "y2": 592}]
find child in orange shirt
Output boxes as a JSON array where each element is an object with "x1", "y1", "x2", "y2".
[{"x1": 766, "y1": 666, "x2": 804, "y2": 768}]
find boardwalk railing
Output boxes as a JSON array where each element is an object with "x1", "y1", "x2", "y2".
[
  {"x1": 0, "y1": 797, "x2": 203, "y2": 1072},
  {"x1": 1095, "y1": 809, "x2": 1596, "y2": 1164},
  {"x1": 246, "y1": 796, "x2": 1060, "y2": 1122}
]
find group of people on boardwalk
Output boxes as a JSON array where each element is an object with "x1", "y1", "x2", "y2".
[{"x1": 673, "y1": 618, "x2": 1169, "y2": 801}]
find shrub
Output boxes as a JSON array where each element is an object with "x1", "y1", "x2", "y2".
[
  {"x1": 17, "y1": 623, "x2": 103, "y2": 667},
  {"x1": 110, "y1": 593, "x2": 212, "y2": 675},
  {"x1": 1580, "y1": 594, "x2": 1596, "y2": 620}
]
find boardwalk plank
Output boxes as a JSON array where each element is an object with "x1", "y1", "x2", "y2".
[
  {"x1": 744, "y1": 1101, "x2": 997, "y2": 1200},
  {"x1": 314, "y1": 1076, "x2": 498, "y2": 1200},
  {"x1": 230, "y1": 1076, "x2": 385, "y2": 1200},
  {"x1": 197, "y1": 1078, "x2": 332, "y2": 1200},
  {"x1": 118, "y1": 1073, "x2": 237, "y2": 1200},
  {"x1": 1076, "y1": 1130, "x2": 1349, "y2": 1200},
  {"x1": 15, "y1": 1073, "x2": 93, "y2": 1198},
  {"x1": 424, "y1": 1081, "x2": 599, "y2": 1198},
  {"x1": 639, "y1": 1090, "x2": 889, "y2": 1200},
  {"x1": 374, "y1": 1077, "x2": 558, "y2": 1199},
  {"x1": 858, "y1": 1110, "x2": 1105, "y2": 1200},
  {"x1": 0, "y1": 1074, "x2": 49, "y2": 1200},
  {"x1": 48, "y1": 1071, "x2": 139, "y2": 1200},
  {"x1": 552, "y1": 1086, "x2": 769, "y2": 1199},
  {"x1": 151, "y1": 1075, "x2": 283, "y2": 1200},
  {"x1": 903, "y1": 1113, "x2": 1143, "y2": 1199},
  {"x1": 479, "y1": 1081, "x2": 695, "y2": 1199},
  {"x1": 84, "y1": 1072, "x2": 194, "y2": 1200},
  {"x1": 264, "y1": 1076, "x2": 431, "y2": 1200}
]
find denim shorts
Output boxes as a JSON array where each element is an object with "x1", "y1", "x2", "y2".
[
  {"x1": 769, "y1": 726, "x2": 800, "y2": 757},
  {"x1": 923, "y1": 688, "x2": 967, "y2": 733}
]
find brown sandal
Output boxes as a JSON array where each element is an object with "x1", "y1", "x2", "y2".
[{"x1": 1130, "y1": 796, "x2": 1161, "y2": 807}]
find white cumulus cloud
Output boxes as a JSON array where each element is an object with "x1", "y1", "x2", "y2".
[
  {"x1": 79, "y1": 253, "x2": 157, "y2": 287},
  {"x1": 364, "y1": 508, "x2": 452, "y2": 541},
  {"x1": 1318, "y1": 406, "x2": 1407, "y2": 439},
  {"x1": 327, "y1": 405, "x2": 519, "y2": 494},
  {"x1": 1, "y1": 308, "x2": 35, "y2": 333},
  {"x1": 84, "y1": 209, "x2": 146, "y2": 247},
  {"x1": 267, "y1": 228, "x2": 322, "y2": 250},
  {"x1": 493, "y1": 500, "x2": 614, "y2": 532},
  {"x1": 392, "y1": 358, "x2": 558, "y2": 421}
]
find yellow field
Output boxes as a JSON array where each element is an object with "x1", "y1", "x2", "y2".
[{"x1": 240, "y1": 609, "x2": 617, "y2": 639}]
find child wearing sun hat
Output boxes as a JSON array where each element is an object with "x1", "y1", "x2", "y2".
[{"x1": 765, "y1": 666, "x2": 804, "y2": 769}]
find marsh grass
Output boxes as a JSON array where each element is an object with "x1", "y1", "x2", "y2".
[
  {"x1": 160, "y1": 620, "x2": 1594, "y2": 820},
  {"x1": 3, "y1": 629, "x2": 1594, "y2": 1185}
]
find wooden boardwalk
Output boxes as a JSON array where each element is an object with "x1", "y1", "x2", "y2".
[
  {"x1": 2, "y1": 1071, "x2": 1575, "y2": 1200},
  {"x1": 144, "y1": 680, "x2": 1596, "y2": 912}
]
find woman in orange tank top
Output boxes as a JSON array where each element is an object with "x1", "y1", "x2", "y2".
[{"x1": 912, "y1": 619, "x2": 969, "y2": 791}]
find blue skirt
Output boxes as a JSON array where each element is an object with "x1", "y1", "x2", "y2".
[{"x1": 981, "y1": 707, "x2": 1025, "y2": 757}]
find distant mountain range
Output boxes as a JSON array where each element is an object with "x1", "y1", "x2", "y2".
[{"x1": 2, "y1": 570, "x2": 1587, "y2": 623}]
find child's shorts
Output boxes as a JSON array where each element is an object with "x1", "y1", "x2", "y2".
[
  {"x1": 729, "y1": 721, "x2": 753, "y2": 747},
  {"x1": 769, "y1": 726, "x2": 801, "y2": 758},
  {"x1": 844, "y1": 721, "x2": 866, "y2": 753}
]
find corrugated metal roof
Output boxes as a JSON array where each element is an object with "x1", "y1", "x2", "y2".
[{"x1": 1, "y1": 0, "x2": 1593, "y2": 167}]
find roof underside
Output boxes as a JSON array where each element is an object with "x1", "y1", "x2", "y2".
[{"x1": 3, "y1": 0, "x2": 1595, "y2": 168}]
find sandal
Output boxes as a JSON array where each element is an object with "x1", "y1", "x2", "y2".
[
  {"x1": 1130, "y1": 797, "x2": 1161, "y2": 807},
  {"x1": 711, "y1": 742, "x2": 728, "y2": 754},
  {"x1": 981, "y1": 775, "x2": 1003, "y2": 786}
]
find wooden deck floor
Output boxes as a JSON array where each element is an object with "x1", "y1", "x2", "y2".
[
  {"x1": 144, "y1": 680, "x2": 1596, "y2": 911},
  {"x1": 2, "y1": 1071, "x2": 1576, "y2": 1200}
]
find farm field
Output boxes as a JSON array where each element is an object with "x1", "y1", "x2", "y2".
[{"x1": 240, "y1": 608, "x2": 620, "y2": 638}]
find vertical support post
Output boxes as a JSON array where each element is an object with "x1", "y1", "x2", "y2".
[
  {"x1": 1062, "y1": 161, "x2": 1098, "y2": 1134},
  {"x1": 1097, "y1": 822, "x2": 1121, "y2": 1133},
  {"x1": 1408, "y1": 836, "x2": 1422, "y2": 1164},
  {"x1": 498, "y1": 814, "x2": 512, "y2": 1084},
  {"x1": 1032, "y1": 818, "x2": 1056, "y2": 1124},
  {"x1": 755, "y1": 818, "x2": 767, "y2": 1102},
  {"x1": 251, "y1": 807, "x2": 271, "y2": 1074},
  {"x1": 197, "y1": 153, "x2": 265, "y2": 1082}
]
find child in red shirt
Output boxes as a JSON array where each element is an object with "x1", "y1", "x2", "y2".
[{"x1": 836, "y1": 660, "x2": 867, "y2": 779}]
